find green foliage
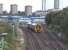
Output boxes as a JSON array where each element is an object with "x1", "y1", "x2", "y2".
[
  {"x1": 46, "y1": 7, "x2": 68, "y2": 44},
  {"x1": 0, "y1": 22, "x2": 16, "y2": 50}
]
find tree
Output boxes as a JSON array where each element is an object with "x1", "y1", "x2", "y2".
[{"x1": 46, "y1": 7, "x2": 68, "y2": 44}]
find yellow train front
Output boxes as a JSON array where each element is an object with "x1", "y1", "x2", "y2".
[
  {"x1": 34, "y1": 24, "x2": 42, "y2": 33},
  {"x1": 28, "y1": 24, "x2": 43, "y2": 33}
]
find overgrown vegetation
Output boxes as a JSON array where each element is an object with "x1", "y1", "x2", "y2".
[
  {"x1": 0, "y1": 22, "x2": 16, "y2": 50},
  {"x1": 46, "y1": 7, "x2": 68, "y2": 44}
]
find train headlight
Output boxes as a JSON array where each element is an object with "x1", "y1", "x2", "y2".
[{"x1": 32, "y1": 23, "x2": 36, "y2": 26}]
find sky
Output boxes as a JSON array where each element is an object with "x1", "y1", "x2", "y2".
[{"x1": 0, "y1": 0, "x2": 68, "y2": 12}]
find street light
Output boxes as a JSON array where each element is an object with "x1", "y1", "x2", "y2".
[{"x1": 0, "y1": 33, "x2": 7, "y2": 50}]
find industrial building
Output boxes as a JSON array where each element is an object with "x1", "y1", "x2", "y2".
[
  {"x1": 34, "y1": 0, "x2": 60, "y2": 16},
  {"x1": 0, "y1": 4, "x2": 3, "y2": 14},
  {"x1": 10, "y1": 4, "x2": 18, "y2": 15},
  {"x1": 0, "y1": 0, "x2": 60, "y2": 16},
  {"x1": 54, "y1": 0, "x2": 59, "y2": 9},
  {"x1": 25, "y1": 5, "x2": 32, "y2": 16},
  {"x1": 33, "y1": 10, "x2": 47, "y2": 16}
]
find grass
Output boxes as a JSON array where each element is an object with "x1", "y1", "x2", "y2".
[
  {"x1": 0, "y1": 22, "x2": 16, "y2": 50},
  {"x1": 22, "y1": 41, "x2": 27, "y2": 50},
  {"x1": 0, "y1": 22, "x2": 26, "y2": 50},
  {"x1": 0, "y1": 22, "x2": 9, "y2": 33}
]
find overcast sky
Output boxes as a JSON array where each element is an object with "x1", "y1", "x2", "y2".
[{"x1": 0, "y1": 0, "x2": 68, "y2": 12}]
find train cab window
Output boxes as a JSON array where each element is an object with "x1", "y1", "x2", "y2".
[{"x1": 36, "y1": 25, "x2": 41, "y2": 29}]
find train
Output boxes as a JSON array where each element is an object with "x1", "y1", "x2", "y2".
[{"x1": 28, "y1": 23, "x2": 43, "y2": 33}]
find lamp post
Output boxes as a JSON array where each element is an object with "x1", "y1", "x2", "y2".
[{"x1": 0, "y1": 33, "x2": 7, "y2": 50}]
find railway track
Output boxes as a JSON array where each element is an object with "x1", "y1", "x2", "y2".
[
  {"x1": 42, "y1": 24, "x2": 65, "y2": 50},
  {"x1": 22, "y1": 27, "x2": 42, "y2": 50},
  {"x1": 28, "y1": 29, "x2": 51, "y2": 50},
  {"x1": 21, "y1": 24, "x2": 65, "y2": 50},
  {"x1": 32, "y1": 27, "x2": 59, "y2": 50}
]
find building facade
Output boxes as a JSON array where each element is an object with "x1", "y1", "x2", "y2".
[
  {"x1": 10, "y1": 4, "x2": 18, "y2": 15},
  {"x1": 34, "y1": 10, "x2": 47, "y2": 16},
  {"x1": 25, "y1": 5, "x2": 32, "y2": 16}
]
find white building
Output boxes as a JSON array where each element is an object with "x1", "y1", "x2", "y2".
[
  {"x1": 34, "y1": 10, "x2": 47, "y2": 16},
  {"x1": 25, "y1": 5, "x2": 32, "y2": 16},
  {"x1": 34, "y1": 9, "x2": 60, "y2": 16},
  {"x1": 0, "y1": 4, "x2": 3, "y2": 14},
  {"x1": 10, "y1": 4, "x2": 18, "y2": 15},
  {"x1": 47, "y1": 9, "x2": 60, "y2": 12}
]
